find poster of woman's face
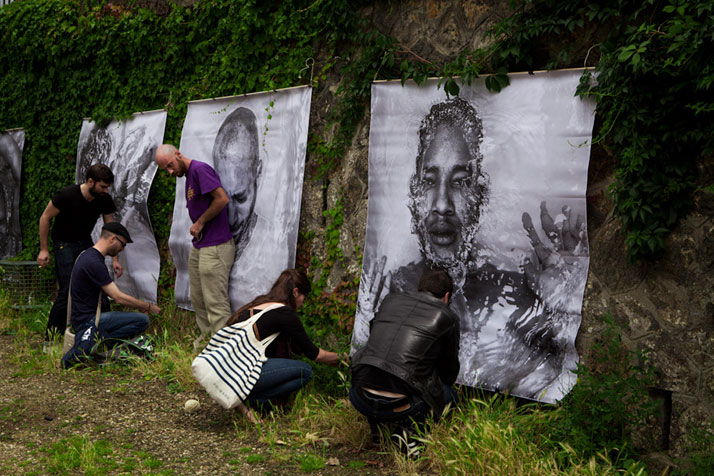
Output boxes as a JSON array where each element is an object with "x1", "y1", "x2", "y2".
[
  {"x1": 75, "y1": 110, "x2": 167, "y2": 302},
  {"x1": 170, "y1": 86, "x2": 311, "y2": 311},
  {"x1": 353, "y1": 70, "x2": 596, "y2": 403},
  {"x1": 0, "y1": 129, "x2": 24, "y2": 259}
]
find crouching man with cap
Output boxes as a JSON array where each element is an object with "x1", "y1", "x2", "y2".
[
  {"x1": 349, "y1": 268, "x2": 460, "y2": 455},
  {"x1": 61, "y1": 223, "x2": 161, "y2": 368}
]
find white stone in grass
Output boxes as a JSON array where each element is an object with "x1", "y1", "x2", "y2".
[{"x1": 184, "y1": 399, "x2": 200, "y2": 413}]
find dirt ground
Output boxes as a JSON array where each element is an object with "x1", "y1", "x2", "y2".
[{"x1": 0, "y1": 334, "x2": 397, "y2": 475}]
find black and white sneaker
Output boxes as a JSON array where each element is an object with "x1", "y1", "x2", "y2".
[{"x1": 391, "y1": 428, "x2": 422, "y2": 459}]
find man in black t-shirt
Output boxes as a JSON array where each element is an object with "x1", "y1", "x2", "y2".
[
  {"x1": 61, "y1": 222, "x2": 160, "y2": 368},
  {"x1": 37, "y1": 164, "x2": 124, "y2": 344}
]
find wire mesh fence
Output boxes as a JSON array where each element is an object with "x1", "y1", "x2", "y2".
[{"x1": 0, "y1": 260, "x2": 55, "y2": 308}]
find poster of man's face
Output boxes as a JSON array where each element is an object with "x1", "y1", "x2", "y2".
[
  {"x1": 353, "y1": 70, "x2": 596, "y2": 403},
  {"x1": 170, "y1": 86, "x2": 311, "y2": 310},
  {"x1": 0, "y1": 129, "x2": 24, "y2": 259},
  {"x1": 75, "y1": 110, "x2": 166, "y2": 302}
]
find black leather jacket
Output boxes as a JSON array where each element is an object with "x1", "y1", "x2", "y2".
[{"x1": 351, "y1": 291, "x2": 460, "y2": 419}]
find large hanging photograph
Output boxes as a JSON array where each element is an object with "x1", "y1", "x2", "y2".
[
  {"x1": 75, "y1": 110, "x2": 166, "y2": 303},
  {"x1": 352, "y1": 70, "x2": 596, "y2": 403},
  {"x1": 0, "y1": 128, "x2": 24, "y2": 259},
  {"x1": 170, "y1": 86, "x2": 312, "y2": 310}
]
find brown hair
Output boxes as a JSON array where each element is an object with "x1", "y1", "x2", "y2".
[
  {"x1": 418, "y1": 267, "x2": 453, "y2": 300},
  {"x1": 87, "y1": 163, "x2": 114, "y2": 184},
  {"x1": 226, "y1": 269, "x2": 311, "y2": 326}
]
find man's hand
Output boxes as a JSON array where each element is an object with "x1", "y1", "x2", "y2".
[
  {"x1": 112, "y1": 256, "x2": 123, "y2": 278},
  {"x1": 37, "y1": 249, "x2": 50, "y2": 267},
  {"x1": 189, "y1": 221, "x2": 204, "y2": 240},
  {"x1": 189, "y1": 186, "x2": 228, "y2": 241},
  {"x1": 521, "y1": 201, "x2": 587, "y2": 313}
]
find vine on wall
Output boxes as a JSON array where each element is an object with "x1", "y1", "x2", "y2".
[
  {"x1": 331, "y1": 1, "x2": 714, "y2": 262},
  {"x1": 0, "y1": 0, "x2": 359, "y2": 280},
  {"x1": 467, "y1": 0, "x2": 714, "y2": 261}
]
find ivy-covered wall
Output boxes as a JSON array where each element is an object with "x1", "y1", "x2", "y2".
[{"x1": 0, "y1": 0, "x2": 358, "y2": 265}]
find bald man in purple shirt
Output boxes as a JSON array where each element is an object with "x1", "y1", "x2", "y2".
[{"x1": 155, "y1": 144, "x2": 236, "y2": 350}]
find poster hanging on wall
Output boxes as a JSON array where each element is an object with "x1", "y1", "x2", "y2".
[
  {"x1": 0, "y1": 128, "x2": 24, "y2": 259},
  {"x1": 170, "y1": 85, "x2": 312, "y2": 310},
  {"x1": 75, "y1": 110, "x2": 166, "y2": 303},
  {"x1": 353, "y1": 70, "x2": 596, "y2": 403}
]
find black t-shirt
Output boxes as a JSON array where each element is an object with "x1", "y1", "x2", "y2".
[
  {"x1": 51, "y1": 184, "x2": 116, "y2": 243},
  {"x1": 235, "y1": 306, "x2": 319, "y2": 360},
  {"x1": 69, "y1": 248, "x2": 112, "y2": 329}
]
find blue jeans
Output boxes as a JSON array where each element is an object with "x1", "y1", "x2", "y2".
[
  {"x1": 247, "y1": 358, "x2": 313, "y2": 403},
  {"x1": 46, "y1": 241, "x2": 93, "y2": 338},
  {"x1": 98, "y1": 311, "x2": 149, "y2": 340},
  {"x1": 61, "y1": 312, "x2": 148, "y2": 369}
]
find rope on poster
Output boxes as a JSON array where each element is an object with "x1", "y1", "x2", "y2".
[{"x1": 299, "y1": 58, "x2": 315, "y2": 85}]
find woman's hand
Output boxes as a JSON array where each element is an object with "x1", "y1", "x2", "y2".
[
  {"x1": 236, "y1": 402, "x2": 260, "y2": 425},
  {"x1": 315, "y1": 348, "x2": 342, "y2": 367}
]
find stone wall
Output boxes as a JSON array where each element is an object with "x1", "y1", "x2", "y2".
[
  {"x1": 300, "y1": 0, "x2": 714, "y2": 461},
  {"x1": 583, "y1": 151, "x2": 714, "y2": 458}
]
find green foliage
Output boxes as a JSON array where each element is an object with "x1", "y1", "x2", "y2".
[
  {"x1": 299, "y1": 195, "x2": 358, "y2": 347},
  {"x1": 41, "y1": 436, "x2": 116, "y2": 475},
  {"x1": 548, "y1": 314, "x2": 657, "y2": 464},
  {"x1": 425, "y1": 317, "x2": 655, "y2": 474},
  {"x1": 245, "y1": 453, "x2": 265, "y2": 464},
  {"x1": 426, "y1": 393, "x2": 649, "y2": 476},
  {"x1": 0, "y1": 0, "x2": 360, "y2": 266},
  {"x1": 476, "y1": 0, "x2": 714, "y2": 261},
  {"x1": 37, "y1": 435, "x2": 174, "y2": 476},
  {"x1": 297, "y1": 452, "x2": 325, "y2": 472},
  {"x1": 578, "y1": 0, "x2": 713, "y2": 261},
  {"x1": 670, "y1": 424, "x2": 714, "y2": 476}
]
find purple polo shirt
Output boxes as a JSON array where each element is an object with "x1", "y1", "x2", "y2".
[{"x1": 185, "y1": 160, "x2": 232, "y2": 249}]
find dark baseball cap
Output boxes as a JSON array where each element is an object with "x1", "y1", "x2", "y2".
[{"x1": 102, "y1": 222, "x2": 133, "y2": 244}]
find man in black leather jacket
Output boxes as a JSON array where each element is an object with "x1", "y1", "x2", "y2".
[{"x1": 349, "y1": 268, "x2": 460, "y2": 451}]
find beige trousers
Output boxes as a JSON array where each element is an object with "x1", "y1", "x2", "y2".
[{"x1": 188, "y1": 239, "x2": 235, "y2": 340}]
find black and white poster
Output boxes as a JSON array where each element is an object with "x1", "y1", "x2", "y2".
[
  {"x1": 0, "y1": 129, "x2": 24, "y2": 259},
  {"x1": 352, "y1": 70, "x2": 595, "y2": 403},
  {"x1": 170, "y1": 86, "x2": 311, "y2": 310},
  {"x1": 75, "y1": 110, "x2": 166, "y2": 303}
]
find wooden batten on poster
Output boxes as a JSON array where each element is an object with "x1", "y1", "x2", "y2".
[
  {"x1": 372, "y1": 66, "x2": 594, "y2": 84},
  {"x1": 81, "y1": 108, "x2": 167, "y2": 122},
  {"x1": 187, "y1": 84, "x2": 311, "y2": 105}
]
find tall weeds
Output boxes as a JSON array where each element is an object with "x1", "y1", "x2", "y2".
[{"x1": 0, "y1": 294, "x2": 662, "y2": 475}]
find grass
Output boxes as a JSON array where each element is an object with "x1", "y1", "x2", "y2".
[
  {"x1": 246, "y1": 454, "x2": 265, "y2": 464},
  {"x1": 421, "y1": 395, "x2": 648, "y2": 476},
  {"x1": 297, "y1": 452, "x2": 325, "y2": 472},
  {"x1": 5, "y1": 292, "x2": 711, "y2": 475}
]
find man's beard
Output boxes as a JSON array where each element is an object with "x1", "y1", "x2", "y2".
[
  {"x1": 89, "y1": 186, "x2": 107, "y2": 198},
  {"x1": 411, "y1": 214, "x2": 480, "y2": 291}
]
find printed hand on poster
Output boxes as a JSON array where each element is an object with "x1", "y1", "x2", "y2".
[
  {"x1": 521, "y1": 200, "x2": 588, "y2": 314},
  {"x1": 356, "y1": 254, "x2": 392, "y2": 328}
]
